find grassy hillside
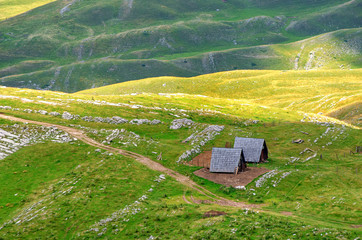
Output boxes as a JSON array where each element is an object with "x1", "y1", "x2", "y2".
[
  {"x1": 2, "y1": 142, "x2": 359, "y2": 239},
  {"x1": 0, "y1": 84, "x2": 361, "y2": 238},
  {"x1": 0, "y1": 0, "x2": 55, "y2": 21},
  {"x1": 0, "y1": 1, "x2": 360, "y2": 238},
  {"x1": 0, "y1": 0, "x2": 361, "y2": 92},
  {"x1": 1, "y1": 29, "x2": 361, "y2": 92},
  {"x1": 328, "y1": 102, "x2": 362, "y2": 126},
  {"x1": 286, "y1": 0, "x2": 362, "y2": 36},
  {"x1": 78, "y1": 69, "x2": 362, "y2": 123}
]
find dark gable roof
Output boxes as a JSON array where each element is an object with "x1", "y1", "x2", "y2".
[
  {"x1": 210, "y1": 148, "x2": 243, "y2": 173},
  {"x1": 234, "y1": 137, "x2": 266, "y2": 163}
]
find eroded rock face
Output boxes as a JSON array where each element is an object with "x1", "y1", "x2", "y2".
[
  {"x1": 1, "y1": 105, "x2": 164, "y2": 126},
  {"x1": 63, "y1": 111, "x2": 161, "y2": 126},
  {"x1": 177, "y1": 123, "x2": 225, "y2": 163},
  {"x1": 0, "y1": 124, "x2": 76, "y2": 160}
]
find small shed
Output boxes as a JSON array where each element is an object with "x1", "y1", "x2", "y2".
[
  {"x1": 234, "y1": 137, "x2": 268, "y2": 163},
  {"x1": 210, "y1": 148, "x2": 246, "y2": 173}
]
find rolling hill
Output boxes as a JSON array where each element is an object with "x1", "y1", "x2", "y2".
[
  {"x1": 0, "y1": 0, "x2": 361, "y2": 92},
  {"x1": 78, "y1": 69, "x2": 362, "y2": 125},
  {"x1": 0, "y1": 0, "x2": 56, "y2": 21},
  {"x1": 0, "y1": 1, "x2": 361, "y2": 238},
  {"x1": 0, "y1": 81, "x2": 361, "y2": 238}
]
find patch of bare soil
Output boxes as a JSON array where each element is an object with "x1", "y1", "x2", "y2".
[
  {"x1": 188, "y1": 151, "x2": 212, "y2": 168},
  {"x1": 194, "y1": 167, "x2": 270, "y2": 187},
  {"x1": 203, "y1": 210, "x2": 227, "y2": 218}
]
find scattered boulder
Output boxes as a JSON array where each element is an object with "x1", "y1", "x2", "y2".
[
  {"x1": 82, "y1": 116, "x2": 93, "y2": 122},
  {"x1": 38, "y1": 110, "x2": 48, "y2": 115},
  {"x1": 94, "y1": 117, "x2": 104, "y2": 122},
  {"x1": 49, "y1": 111, "x2": 60, "y2": 116},
  {"x1": 170, "y1": 118, "x2": 195, "y2": 129},
  {"x1": 0, "y1": 106, "x2": 12, "y2": 110},
  {"x1": 62, "y1": 111, "x2": 73, "y2": 120},
  {"x1": 111, "y1": 116, "x2": 128, "y2": 124},
  {"x1": 292, "y1": 139, "x2": 304, "y2": 144},
  {"x1": 235, "y1": 186, "x2": 246, "y2": 190},
  {"x1": 150, "y1": 119, "x2": 162, "y2": 125},
  {"x1": 130, "y1": 119, "x2": 151, "y2": 125}
]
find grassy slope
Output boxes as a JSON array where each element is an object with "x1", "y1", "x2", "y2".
[
  {"x1": 0, "y1": 0, "x2": 55, "y2": 21},
  {"x1": 0, "y1": 82, "x2": 361, "y2": 238},
  {"x1": 1, "y1": 142, "x2": 359, "y2": 239},
  {"x1": 328, "y1": 102, "x2": 362, "y2": 126},
  {"x1": 0, "y1": 1, "x2": 360, "y2": 237},
  {"x1": 1, "y1": 28, "x2": 361, "y2": 93},
  {"x1": 0, "y1": 0, "x2": 361, "y2": 92},
  {"x1": 78, "y1": 69, "x2": 362, "y2": 124}
]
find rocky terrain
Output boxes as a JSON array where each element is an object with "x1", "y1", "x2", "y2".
[{"x1": 0, "y1": 124, "x2": 75, "y2": 160}]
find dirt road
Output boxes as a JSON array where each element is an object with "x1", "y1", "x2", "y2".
[{"x1": 0, "y1": 113, "x2": 258, "y2": 209}]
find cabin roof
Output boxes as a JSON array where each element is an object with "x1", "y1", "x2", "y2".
[
  {"x1": 233, "y1": 137, "x2": 267, "y2": 163},
  {"x1": 210, "y1": 148, "x2": 243, "y2": 173}
]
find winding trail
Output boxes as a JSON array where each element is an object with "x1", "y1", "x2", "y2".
[{"x1": 0, "y1": 113, "x2": 258, "y2": 209}]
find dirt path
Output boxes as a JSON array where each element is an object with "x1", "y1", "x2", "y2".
[{"x1": 0, "y1": 114, "x2": 258, "y2": 209}]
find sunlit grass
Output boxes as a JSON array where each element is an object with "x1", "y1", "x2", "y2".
[
  {"x1": 78, "y1": 69, "x2": 362, "y2": 115},
  {"x1": 0, "y1": 79, "x2": 360, "y2": 237},
  {"x1": 0, "y1": 0, "x2": 55, "y2": 21}
]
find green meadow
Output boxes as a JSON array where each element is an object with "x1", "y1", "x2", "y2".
[
  {"x1": 0, "y1": 0, "x2": 55, "y2": 20},
  {"x1": 0, "y1": 0, "x2": 361, "y2": 92},
  {"x1": 0, "y1": 70, "x2": 361, "y2": 237},
  {"x1": 0, "y1": 0, "x2": 361, "y2": 238}
]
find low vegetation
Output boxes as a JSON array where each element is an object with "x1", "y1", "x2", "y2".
[
  {"x1": 0, "y1": 1, "x2": 360, "y2": 238},
  {"x1": 0, "y1": 0, "x2": 55, "y2": 21},
  {"x1": 79, "y1": 69, "x2": 362, "y2": 125},
  {"x1": 0, "y1": 76, "x2": 360, "y2": 237},
  {"x1": 0, "y1": 0, "x2": 361, "y2": 92}
]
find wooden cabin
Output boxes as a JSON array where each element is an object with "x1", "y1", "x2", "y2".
[
  {"x1": 233, "y1": 137, "x2": 268, "y2": 163},
  {"x1": 209, "y1": 148, "x2": 246, "y2": 173}
]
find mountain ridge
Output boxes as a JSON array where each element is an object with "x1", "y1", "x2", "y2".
[
  {"x1": 1, "y1": 28, "x2": 361, "y2": 92},
  {"x1": 0, "y1": 0, "x2": 361, "y2": 92}
]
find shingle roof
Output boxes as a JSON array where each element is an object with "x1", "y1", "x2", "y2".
[
  {"x1": 234, "y1": 137, "x2": 267, "y2": 163},
  {"x1": 210, "y1": 148, "x2": 243, "y2": 173}
]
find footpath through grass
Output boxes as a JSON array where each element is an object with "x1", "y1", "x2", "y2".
[
  {"x1": 0, "y1": 82, "x2": 361, "y2": 237},
  {"x1": 0, "y1": 122, "x2": 360, "y2": 239}
]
